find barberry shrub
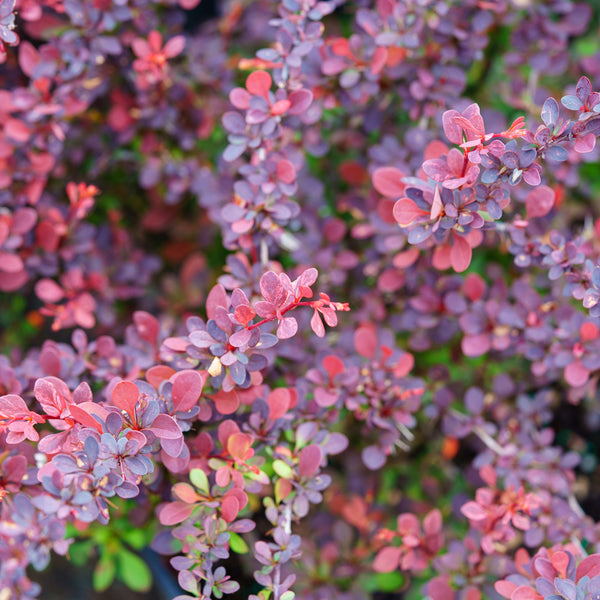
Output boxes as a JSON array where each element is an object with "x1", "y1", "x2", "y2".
[{"x1": 2, "y1": 1, "x2": 600, "y2": 600}]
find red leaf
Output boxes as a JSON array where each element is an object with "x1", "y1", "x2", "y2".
[
  {"x1": 69, "y1": 403, "x2": 103, "y2": 433},
  {"x1": 525, "y1": 185, "x2": 555, "y2": 219},
  {"x1": 322, "y1": 355, "x2": 345, "y2": 379},
  {"x1": 298, "y1": 444, "x2": 322, "y2": 478},
  {"x1": 373, "y1": 546, "x2": 402, "y2": 573},
  {"x1": 246, "y1": 71, "x2": 272, "y2": 99},
  {"x1": 146, "y1": 365, "x2": 176, "y2": 389},
  {"x1": 112, "y1": 381, "x2": 139, "y2": 419},
  {"x1": 372, "y1": 167, "x2": 406, "y2": 198},
  {"x1": 450, "y1": 234, "x2": 472, "y2": 273},
  {"x1": 171, "y1": 370, "x2": 205, "y2": 412}
]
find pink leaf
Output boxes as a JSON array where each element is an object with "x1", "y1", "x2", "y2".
[
  {"x1": 393, "y1": 197, "x2": 428, "y2": 226},
  {"x1": 212, "y1": 390, "x2": 240, "y2": 415},
  {"x1": 69, "y1": 403, "x2": 102, "y2": 433},
  {"x1": 525, "y1": 185, "x2": 555, "y2": 219},
  {"x1": 146, "y1": 365, "x2": 176, "y2": 390},
  {"x1": 314, "y1": 388, "x2": 338, "y2": 407},
  {"x1": 260, "y1": 271, "x2": 287, "y2": 306},
  {"x1": 423, "y1": 509, "x2": 442, "y2": 534},
  {"x1": 277, "y1": 317, "x2": 298, "y2": 339},
  {"x1": 206, "y1": 284, "x2": 228, "y2": 319},
  {"x1": 151, "y1": 414, "x2": 183, "y2": 439},
  {"x1": 310, "y1": 311, "x2": 325, "y2": 337},
  {"x1": 171, "y1": 370, "x2": 205, "y2": 412},
  {"x1": 133, "y1": 311, "x2": 160, "y2": 345},
  {"x1": 430, "y1": 185, "x2": 443, "y2": 220},
  {"x1": 574, "y1": 132, "x2": 596, "y2": 153},
  {"x1": 461, "y1": 334, "x2": 491, "y2": 357},
  {"x1": 229, "y1": 87, "x2": 250, "y2": 109},
  {"x1": 512, "y1": 586, "x2": 542, "y2": 600},
  {"x1": 564, "y1": 359, "x2": 590, "y2": 387},
  {"x1": 450, "y1": 234, "x2": 472, "y2": 273},
  {"x1": 35, "y1": 279, "x2": 64, "y2": 303},
  {"x1": 298, "y1": 444, "x2": 322, "y2": 478},
  {"x1": 460, "y1": 501, "x2": 487, "y2": 520},
  {"x1": 246, "y1": 71, "x2": 271, "y2": 99},
  {"x1": 442, "y1": 109, "x2": 463, "y2": 144},
  {"x1": 494, "y1": 580, "x2": 518, "y2": 599},
  {"x1": 322, "y1": 355, "x2": 344, "y2": 379},
  {"x1": 267, "y1": 388, "x2": 292, "y2": 421},
  {"x1": 288, "y1": 89, "x2": 313, "y2": 115},
  {"x1": 221, "y1": 495, "x2": 240, "y2": 523},
  {"x1": 276, "y1": 159, "x2": 296, "y2": 184},
  {"x1": 576, "y1": 554, "x2": 600, "y2": 582},
  {"x1": 354, "y1": 325, "x2": 377, "y2": 358},
  {"x1": 163, "y1": 35, "x2": 185, "y2": 58},
  {"x1": 159, "y1": 502, "x2": 195, "y2": 526},
  {"x1": 227, "y1": 432, "x2": 253, "y2": 460},
  {"x1": 372, "y1": 167, "x2": 406, "y2": 198},
  {"x1": 373, "y1": 546, "x2": 402, "y2": 573}
]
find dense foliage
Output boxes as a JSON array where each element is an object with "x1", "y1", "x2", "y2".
[{"x1": 2, "y1": 0, "x2": 600, "y2": 599}]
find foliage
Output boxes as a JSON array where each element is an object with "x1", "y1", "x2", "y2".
[{"x1": 1, "y1": 1, "x2": 600, "y2": 600}]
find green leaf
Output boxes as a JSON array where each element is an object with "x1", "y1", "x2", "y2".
[
  {"x1": 68, "y1": 539, "x2": 95, "y2": 566},
  {"x1": 228, "y1": 532, "x2": 249, "y2": 554},
  {"x1": 93, "y1": 554, "x2": 116, "y2": 592},
  {"x1": 272, "y1": 459, "x2": 294, "y2": 479},
  {"x1": 117, "y1": 548, "x2": 153, "y2": 592},
  {"x1": 190, "y1": 468, "x2": 210, "y2": 494},
  {"x1": 123, "y1": 528, "x2": 146, "y2": 550},
  {"x1": 280, "y1": 592, "x2": 295, "y2": 600}
]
